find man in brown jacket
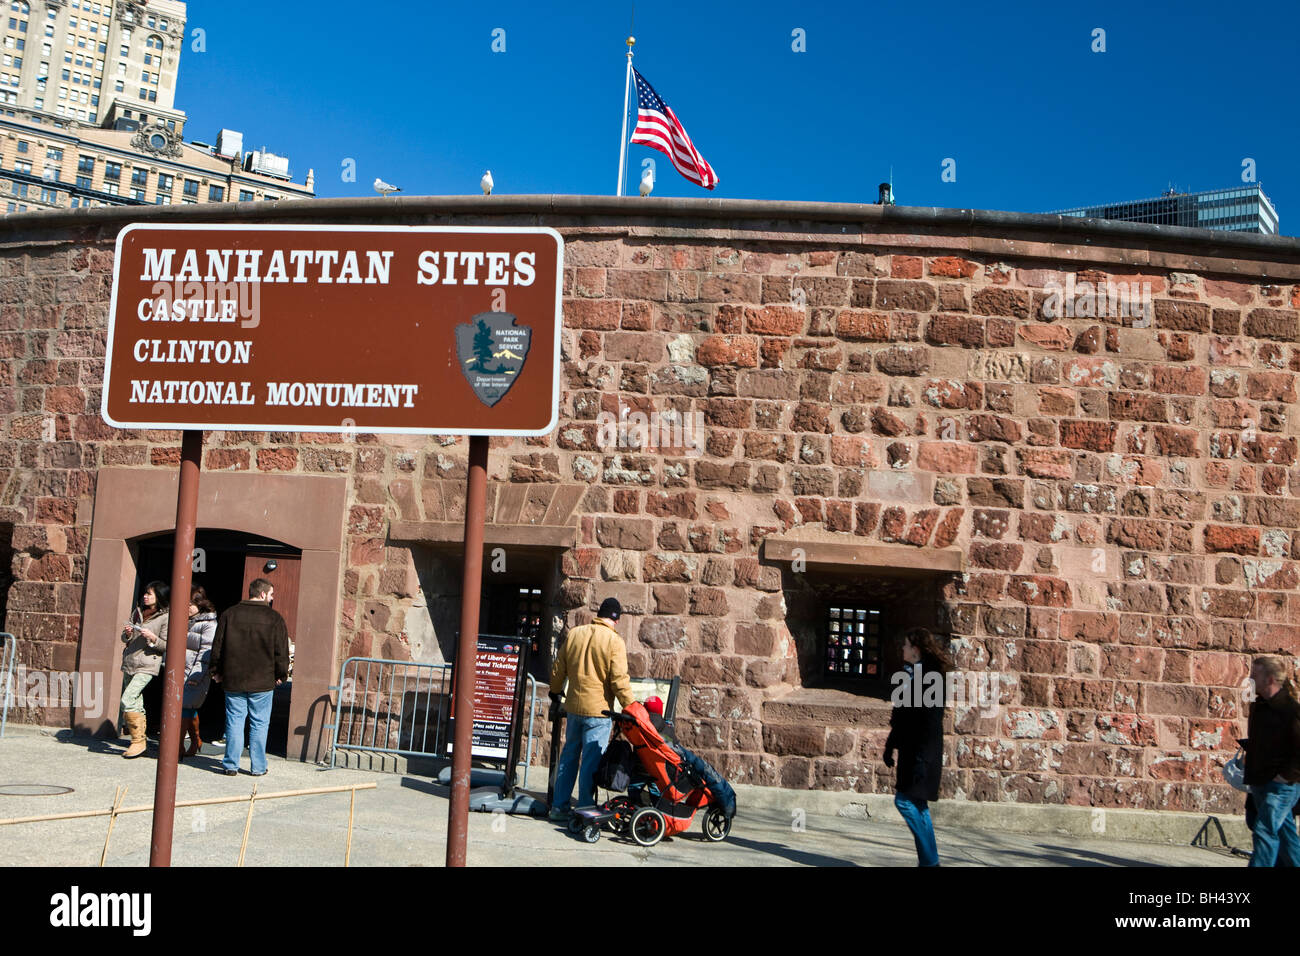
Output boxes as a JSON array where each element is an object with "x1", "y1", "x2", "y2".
[
  {"x1": 210, "y1": 578, "x2": 289, "y2": 776},
  {"x1": 548, "y1": 597, "x2": 634, "y2": 821}
]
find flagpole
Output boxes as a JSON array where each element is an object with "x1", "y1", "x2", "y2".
[{"x1": 616, "y1": 35, "x2": 635, "y2": 197}]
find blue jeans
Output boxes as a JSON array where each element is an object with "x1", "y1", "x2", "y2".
[
  {"x1": 222, "y1": 690, "x2": 273, "y2": 774},
  {"x1": 551, "y1": 715, "x2": 611, "y2": 812},
  {"x1": 894, "y1": 794, "x2": 940, "y2": 866},
  {"x1": 1249, "y1": 781, "x2": 1300, "y2": 867}
]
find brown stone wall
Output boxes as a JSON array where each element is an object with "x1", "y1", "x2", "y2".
[{"x1": 2, "y1": 200, "x2": 1298, "y2": 813}]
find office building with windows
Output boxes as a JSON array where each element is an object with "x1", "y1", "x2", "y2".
[
  {"x1": 1049, "y1": 184, "x2": 1279, "y2": 235},
  {"x1": 0, "y1": 0, "x2": 313, "y2": 213}
]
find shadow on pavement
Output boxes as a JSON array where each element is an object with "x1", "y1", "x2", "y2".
[
  {"x1": 725, "y1": 834, "x2": 860, "y2": 867},
  {"x1": 1030, "y1": 844, "x2": 1163, "y2": 867}
]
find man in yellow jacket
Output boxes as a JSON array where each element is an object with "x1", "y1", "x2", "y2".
[{"x1": 548, "y1": 597, "x2": 635, "y2": 821}]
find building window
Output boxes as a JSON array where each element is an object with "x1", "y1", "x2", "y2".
[
  {"x1": 182, "y1": 178, "x2": 198, "y2": 197},
  {"x1": 103, "y1": 181, "x2": 117, "y2": 195},
  {"x1": 130, "y1": 167, "x2": 146, "y2": 186},
  {"x1": 75, "y1": 174, "x2": 91, "y2": 189},
  {"x1": 42, "y1": 164, "x2": 59, "y2": 180},
  {"x1": 154, "y1": 193, "x2": 168, "y2": 204},
  {"x1": 11, "y1": 181, "x2": 26, "y2": 197},
  {"x1": 15, "y1": 139, "x2": 25, "y2": 152},
  {"x1": 130, "y1": 187, "x2": 144, "y2": 200},
  {"x1": 238, "y1": 189, "x2": 253, "y2": 202},
  {"x1": 40, "y1": 186, "x2": 57, "y2": 203},
  {"x1": 13, "y1": 158, "x2": 31, "y2": 173},
  {"x1": 825, "y1": 605, "x2": 884, "y2": 681},
  {"x1": 103, "y1": 161, "x2": 120, "y2": 180},
  {"x1": 156, "y1": 172, "x2": 172, "y2": 192},
  {"x1": 208, "y1": 185, "x2": 224, "y2": 202},
  {"x1": 77, "y1": 154, "x2": 93, "y2": 173}
]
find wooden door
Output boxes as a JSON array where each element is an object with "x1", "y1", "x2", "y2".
[{"x1": 241, "y1": 551, "x2": 302, "y2": 645}]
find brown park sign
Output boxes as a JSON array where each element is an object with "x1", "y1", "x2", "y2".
[{"x1": 102, "y1": 224, "x2": 564, "y2": 435}]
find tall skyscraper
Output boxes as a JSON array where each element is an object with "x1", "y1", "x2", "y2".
[
  {"x1": 1048, "y1": 185, "x2": 1279, "y2": 236},
  {"x1": 1, "y1": 0, "x2": 314, "y2": 213}
]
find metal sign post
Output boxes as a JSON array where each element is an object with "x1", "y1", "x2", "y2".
[
  {"x1": 149, "y1": 428, "x2": 201, "y2": 867},
  {"x1": 446, "y1": 434, "x2": 488, "y2": 867}
]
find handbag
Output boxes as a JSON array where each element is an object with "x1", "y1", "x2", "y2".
[{"x1": 1222, "y1": 750, "x2": 1248, "y2": 792}]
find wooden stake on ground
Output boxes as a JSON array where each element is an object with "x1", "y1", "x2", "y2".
[
  {"x1": 99, "y1": 785, "x2": 126, "y2": 867},
  {"x1": 345, "y1": 786, "x2": 356, "y2": 867},
  {"x1": 236, "y1": 782, "x2": 258, "y2": 867}
]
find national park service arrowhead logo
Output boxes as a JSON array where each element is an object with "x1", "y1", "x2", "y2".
[{"x1": 455, "y1": 311, "x2": 531, "y2": 407}]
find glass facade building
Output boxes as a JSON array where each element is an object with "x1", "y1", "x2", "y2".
[{"x1": 1048, "y1": 185, "x2": 1279, "y2": 236}]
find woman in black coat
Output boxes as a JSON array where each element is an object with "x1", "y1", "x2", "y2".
[{"x1": 884, "y1": 627, "x2": 950, "y2": 866}]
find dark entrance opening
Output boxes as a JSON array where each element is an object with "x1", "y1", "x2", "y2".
[
  {"x1": 133, "y1": 529, "x2": 301, "y2": 756},
  {"x1": 412, "y1": 546, "x2": 561, "y2": 684}
]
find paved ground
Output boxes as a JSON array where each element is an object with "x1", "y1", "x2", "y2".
[{"x1": 0, "y1": 727, "x2": 1247, "y2": 867}]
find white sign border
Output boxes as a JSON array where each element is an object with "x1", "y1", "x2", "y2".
[{"x1": 101, "y1": 222, "x2": 565, "y2": 437}]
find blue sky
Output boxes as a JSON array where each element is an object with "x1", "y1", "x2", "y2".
[{"x1": 178, "y1": 1, "x2": 1298, "y2": 233}]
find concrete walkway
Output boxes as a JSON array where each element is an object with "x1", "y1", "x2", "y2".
[{"x1": 0, "y1": 726, "x2": 1247, "y2": 867}]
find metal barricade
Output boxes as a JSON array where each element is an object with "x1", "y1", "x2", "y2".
[
  {"x1": 327, "y1": 657, "x2": 454, "y2": 769},
  {"x1": 0, "y1": 632, "x2": 16, "y2": 739},
  {"x1": 326, "y1": 657, "x2": 547, "y2": 790}
]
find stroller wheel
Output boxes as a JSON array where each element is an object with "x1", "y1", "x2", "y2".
[
  {"x1": 630, "y1": 807, "x2": 666, "y2": 847},
  {"x1": 582, "y1": 824, "x2": 601, "y2": 844},
  {"x1": 566, "y1": 815, "x2": 585, "y2": 835},
  {"x1": 701, "y1": 806, "x2": 731, "y2": 842}
]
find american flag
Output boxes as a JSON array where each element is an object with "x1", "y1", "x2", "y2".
[{"x1": 629, "y1": 68, "x2": 718, "y2": 190}]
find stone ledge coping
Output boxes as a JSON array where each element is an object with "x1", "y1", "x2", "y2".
[
  {"x1": 2, "y1": 194, "x2": 1297, "y2": 263},
  {"x1": 761, "y1": 535, "x2": 965, "y2": 573},
  {"x1": 388, "y1": 519, "x2": 576, "y2": 549}
]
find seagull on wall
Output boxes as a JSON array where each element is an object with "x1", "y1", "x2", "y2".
[
  {"x1": 373, "y1": 177, "x2": 401, "y2": 197},
  {"x1": 481, "y1": 170, "x2": 494, "y2": 196},
  {"x1": 639, "y1": 165, "x2": 654, "y2": 197}
]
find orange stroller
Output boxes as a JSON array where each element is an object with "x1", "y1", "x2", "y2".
[{"x1": 569, "y1": 701, "x2": 736, "y2": 846}]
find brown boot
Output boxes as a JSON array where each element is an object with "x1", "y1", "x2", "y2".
[
  {"x1": 122, "y1": 712, "x2": 147, "y2": 759},
  {"x1": 183, "y1": 715, "x2": 202, "y2": 758}
]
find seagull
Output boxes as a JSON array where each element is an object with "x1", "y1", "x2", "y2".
[
  {"x1": 639, "y1": 166, "x2": 654, "y2": 197},
  {"x1": 373, "y1": 177, "x2": 401, "y2": 197},
  {"x1": 481, "y1": 170, "x2": 494, "y2": 196}
]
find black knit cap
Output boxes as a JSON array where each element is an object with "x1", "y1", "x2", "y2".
[{"x1": 597, "y1": 597, "x2": 622, "y2": 621}]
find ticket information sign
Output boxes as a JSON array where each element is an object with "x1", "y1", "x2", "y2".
[
  {"x1": 102, "y1": 224, "x2": 563, "y2": 435},
  {"x1": 447, "y1": 635, "x2": 523, "y2": 760}
]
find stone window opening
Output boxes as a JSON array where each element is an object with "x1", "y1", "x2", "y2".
[{"x1": 763, "y1": 534, "x2": 964, "y2": 703}]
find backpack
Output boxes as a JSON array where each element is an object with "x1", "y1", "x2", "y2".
[{"x1": 595, "y1": 738, "x2": 635, "y2": 793}]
